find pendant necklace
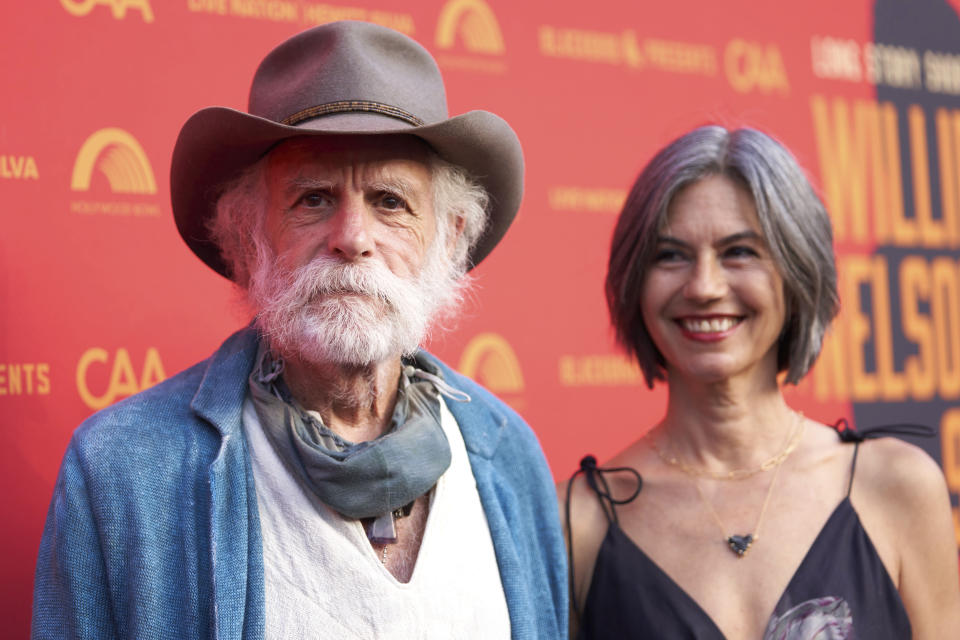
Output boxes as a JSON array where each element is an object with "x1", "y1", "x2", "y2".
[
  {"x1": 693, "y1": 453, "x2": 785, "y2": 557},
  {"x1": 650, "y1": 412, "x2": 804, "y2": 558},
  {"x1": 368, "y1": 500, "x2": 415, "y2": 565}
]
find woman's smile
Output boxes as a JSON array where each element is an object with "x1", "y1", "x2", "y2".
[{"x1": 676, "y1": 315, "x2": 744, "y2": 341}]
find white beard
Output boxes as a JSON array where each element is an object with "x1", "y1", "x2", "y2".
[{"x1": 247, "y1": 237, "x2": 462, "y2": 366}]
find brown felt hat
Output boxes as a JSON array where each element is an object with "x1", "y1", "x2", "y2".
[{"x1": 171, "y1": 20, "x2": 523, "y2": 278}]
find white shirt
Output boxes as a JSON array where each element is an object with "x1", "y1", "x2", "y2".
[{"x1": 243, "y1": 394, "x2": 512, "y2": 639}]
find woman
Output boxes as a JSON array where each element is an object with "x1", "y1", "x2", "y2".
[{"x1": 562, "y1": 125, "x2": 960, "y2": 639}]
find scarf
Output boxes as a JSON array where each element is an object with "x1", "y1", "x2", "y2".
[{"x1": 248, "y1": 344, "x2": 469, "y2": 542}]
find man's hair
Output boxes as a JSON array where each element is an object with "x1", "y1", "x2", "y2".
[
  {"x1": 606, "y1": 125, "x2": 839, "y2": 388},
  {"x1": 429, "y1": 154, "x2": 490, "y2": 277},
  {"x1": 207, "y1": 146, "x2": 490, "y2": 291}
]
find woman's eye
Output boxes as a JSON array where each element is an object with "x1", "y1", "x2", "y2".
[
  {"x1": 654, "y1": 249, "x2": 685, "y2": 263},
  {"x1": 724, "y1": 246, "x2": 759, "y2": 259}
]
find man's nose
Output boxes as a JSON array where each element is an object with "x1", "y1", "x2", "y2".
[
  {"x1": 327, "y1": 198, "x2": 374, "y2": 260},
  {"x1": 683, "y1": 256, "x2": 728, "y2": 301}
]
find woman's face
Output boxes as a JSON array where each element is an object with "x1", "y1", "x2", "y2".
[{"x1": 640, "y1": 174, "x2": 786, "y2": 385}]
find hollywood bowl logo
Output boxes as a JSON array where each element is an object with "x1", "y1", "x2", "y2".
[
  {"x1": 71, "y1": 128, "x2": 157, "y2": 194},
  {"x1": 458, "y1": 332, "x2": 525, "y2": 398},
  {"x1": 434, "y1": 0, "x2": 506, "y2": 73},
  {"x1": 69, "y1": 128, "x2": 161, "y2": 217},
  {"x1": 436, "y1": 0, "x2": 504, "y2": 54}
]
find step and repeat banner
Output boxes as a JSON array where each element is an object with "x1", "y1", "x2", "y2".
[{"x1": 3, "y1": 0, "x2": 960, "y2": 632}]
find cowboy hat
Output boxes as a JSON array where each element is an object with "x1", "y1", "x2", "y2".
[{"x1": 170, "y1": 20, "x2": 523, "y2": 278}]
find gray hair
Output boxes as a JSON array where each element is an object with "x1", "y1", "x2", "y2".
[
  {"x1": 207, "y1": 147, "x2": 490, "y2": 290},
  {"x1": 429, "y1": 154, "x2": 490, "y2": 277},
  {"x1": 606, "y1": 125, "x2": 839, "y2": 387}
]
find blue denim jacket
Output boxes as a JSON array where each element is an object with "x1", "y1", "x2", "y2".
[{"x1": 32, "y1": 329, "x2": 567, "y2": 639}]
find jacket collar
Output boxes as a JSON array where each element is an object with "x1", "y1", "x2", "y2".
[
  {"x1": 419, "y1": 351, "x2": 506, "y2": 460},
  {"x1": 190, "y1": 327, "x2": 261, "y2": 438},
  {"x1": 190, "y1": 328, "x2": 505, "y2": 460}
]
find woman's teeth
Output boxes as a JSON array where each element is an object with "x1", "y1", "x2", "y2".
[{"x1": 682, "y1": 317, "x2": 738, "y2": 333}]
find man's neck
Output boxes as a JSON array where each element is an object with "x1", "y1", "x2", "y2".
[{"x1": 280, "y1": 353, "x2": 403, "y2": 443}]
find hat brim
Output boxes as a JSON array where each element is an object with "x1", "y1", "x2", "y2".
[{"x1": 170, "y1": 107, "x2": 523, "y2": 278}]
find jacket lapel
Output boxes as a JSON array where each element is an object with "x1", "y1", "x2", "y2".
[{"x1": 190, "y1": 328, "x2": 266, "y2": 639}]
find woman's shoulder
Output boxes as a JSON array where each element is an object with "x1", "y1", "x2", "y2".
[
  {"x1": 849, "y1": 428, "x2": 953, "y2": 584},
  {"x1": 853, "y1": 433, "x2": 948, "y2": 507},
  {"x1": 558, "y1": 445, "x2": 647, "y2": 531},
  {"x1": 558, "y1": 440, "x2": 652, "y2": 616},
  {"x1": 559, "y1": 438, "x2": 652, "y2": 504},
  {"x1": 801, "y1": 419, "x2": 946, "y2": 506},
  {"x1": 852, "y1": 431, "x2": 960, "y2": 634}
]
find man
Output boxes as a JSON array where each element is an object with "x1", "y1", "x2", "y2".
[{"x1": 33, "y1": 21, "x2": 566, "y2": 639}]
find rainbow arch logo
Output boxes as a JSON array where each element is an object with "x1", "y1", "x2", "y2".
[
  {"x1": 458, "y1": 333, "x2": 524, "y2": 393},
  {"x1": 435, "y1": 0, "x2": 505, "y2": 55},
  {"x1": 71, "y1": 128, "x2": 157, "y2": 194}
]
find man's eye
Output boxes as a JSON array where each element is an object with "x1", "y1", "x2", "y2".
[
  {"x1": 299, "y1": 192, "x2": 330, "y2": 208},
  {"x1": 379, "y1": 194, "x2": 407, "y2": 211}
]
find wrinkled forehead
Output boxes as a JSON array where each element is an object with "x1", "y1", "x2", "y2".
[{"x1": 265, "y1": 133, "x2": 434, "y2": 176}]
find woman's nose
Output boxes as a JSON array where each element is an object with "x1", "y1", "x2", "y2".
[{"x1": 683, "y1": 256, "x2": 728, "y2": 301}]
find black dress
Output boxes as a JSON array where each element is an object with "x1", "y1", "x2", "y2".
[{"x1": 571, "y1": 427, "x2": 913, "y2": 639}]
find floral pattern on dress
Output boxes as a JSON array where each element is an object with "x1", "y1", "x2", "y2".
[{"x1": 764, "y1": 596, "x2": 853, "y2": 639}]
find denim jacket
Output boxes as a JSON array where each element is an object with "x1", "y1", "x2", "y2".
[{"x1": 32, "y1": 329, "x2": 567, "y2": 639}]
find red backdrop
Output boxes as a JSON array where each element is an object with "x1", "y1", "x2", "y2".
[{"x1": 3, "y1": 0, "x2": 960, "y2": 635}]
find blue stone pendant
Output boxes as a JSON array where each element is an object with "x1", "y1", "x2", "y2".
[
  {"x1": 727, "y1": 534, "x2": 754, "y2": 557},
  {"x1": 369, "y1": 512, "x2": 398, "y2": 544}
]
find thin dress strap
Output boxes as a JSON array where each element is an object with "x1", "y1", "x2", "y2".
[
  {"x1": 565, "y1": 455, "x2": 642, "y2": 628},
  {"x1": 846, "y1": 442, "x2": 860, "y2": 497},
  {"x1": 833, "y1": 417, "x2": 937, "y2": 497}
]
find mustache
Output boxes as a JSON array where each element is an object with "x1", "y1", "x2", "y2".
[
  {"x1": 281, "y1": 256, "x2": 411, "y2": 309},
  {"x1": 246, "y1": 233, "x2": 465, "y2": 366}
]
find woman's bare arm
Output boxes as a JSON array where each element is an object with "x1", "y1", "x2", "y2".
[{"x1": 855, "y1": 438, "x2": 960, "y2": 638}]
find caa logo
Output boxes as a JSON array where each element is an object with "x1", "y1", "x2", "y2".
[
  {"x1": 435, "y1": 0, "x2": 505, "y2": 54},
  {"x1": 71, "y1": 128, "x2": 157, "y2": 194},
  {"x1": 458, "y1": 333, "x2": 524, "y2": 394},
  {"x1": 724, "y1": 39, "x2": 789, "y2": 95},
  {"x1": 76, "y1": 347, "x2": 166, "y2": 410},
  {"x1": 61, "y1": 0, "x2": 154, "y2": 22}
]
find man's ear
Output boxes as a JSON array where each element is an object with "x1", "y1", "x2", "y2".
[{"x1": 446, "y1": 215, "x2": 466, "y2": 256}]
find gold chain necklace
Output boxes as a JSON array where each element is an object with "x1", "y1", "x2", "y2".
[
  {"x1": 650, "y1": 412, "x2": 804, "y2": 481},
  {"x1": 693, "y1": 453, "x2": 785, "y2": 558},
  {"x1": 651, "y1": 413, "x2": 805, "y2": 558}
]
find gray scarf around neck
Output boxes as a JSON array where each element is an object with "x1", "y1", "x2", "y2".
[{"x1": 248, "y1": 344, "x2": 467, "y2": 540}]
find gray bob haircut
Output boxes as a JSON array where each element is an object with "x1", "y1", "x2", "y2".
[{"x1": 606, "y1": 125, "x2": 839, "y2": 388}]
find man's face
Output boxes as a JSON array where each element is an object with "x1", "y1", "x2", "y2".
[
  {"x1": 246, "y1": 134, "x2": 462, "y2": 367},
  {"x1": 263, "y1": 135, "x2": 438, "y2": 280}
]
